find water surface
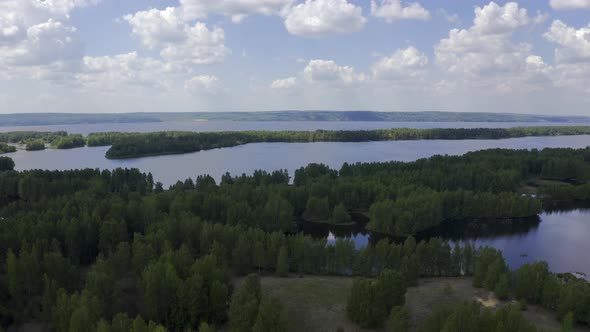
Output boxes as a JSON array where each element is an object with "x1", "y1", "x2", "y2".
[{"x1": 8, "y1": 135, "x2": 590, "y2": 187}]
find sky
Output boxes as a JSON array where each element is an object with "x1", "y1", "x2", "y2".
[{"x1": 0, "y1": 0, "x2": 589, "y2": 115}]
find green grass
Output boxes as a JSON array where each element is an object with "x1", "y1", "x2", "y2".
[{"x1": 250, "y1": 276, "x2": 590, "y2": 332}]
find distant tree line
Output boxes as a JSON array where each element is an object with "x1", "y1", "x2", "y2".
[
  {"x1": 0, "y1": 131, "x2": 85, "y2": 150},
  {"x1": 96, "y1": 126, "x2": 590, "y2": 159}
]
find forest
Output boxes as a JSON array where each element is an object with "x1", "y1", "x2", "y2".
[
  {"x1": 0, "y1": 146, "x2": 590, "y2": 331},
  {"x1": 91, "y1": 126, "x2": 590, "y2": 159},
  {"x1": 0, "y1": 131, "x2": 85, "y2": 151}
]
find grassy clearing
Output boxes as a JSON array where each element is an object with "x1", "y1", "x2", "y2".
[{"x1": 253, "y1": 275, "x2": 590, "y2": 332}]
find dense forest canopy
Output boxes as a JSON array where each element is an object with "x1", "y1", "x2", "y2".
[
  {"x1": 1, "y1": 146, "x2": 590, "y2": 331},
  {"x1": 96, "y1": 126, "x2": 590, "y2": 159},
  {"x1": 1, "y1": 111, "x2": 589, "y2": 126}
]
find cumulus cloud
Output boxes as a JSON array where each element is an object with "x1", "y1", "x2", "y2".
[
  {"x1": 370, "y1": 0, "x2": 431, "y2": 22},
  {"x1": 435, "y1": 2, "x2": 538, "y2": 77},
  {"x1": 284, "y1": 0, "x2": 366, "y2": 37},
  {"x1": 78, "y1": 52, "x2": 187, "y2": 92},
  {"x1": 544, "y1": 20, "x2": 590, "y2": 63},
  {"x1": 304, "y1": 59, "x2": 365, "y2": 84},
  {"x1": 124, "y1": 8, "x2": 230, "y2": 65},
  {"x1": 270, "y1": 77, "x2": 297, "y2": 89},
  {"x1": 180, "y1": 0, "x2": 295, "y2": 23},
  {"x1": 184, "y1": 75, "x2": 221, "y2": 93},
  {"x1": 549, "y1": 0, "x2": 590, "y2": 10},
  {"x1": 372, "y1": 46, "x2": 428, "y2": 80},
  {"x1": 544, "y1": 20, "x2": 590, "y2": 92},
  {"x1": 0, "y1": 0, "x2": 95, "y2": 77}
]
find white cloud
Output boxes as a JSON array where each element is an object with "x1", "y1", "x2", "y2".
[
  {"x1": 124, "y1": 8, "x2": 230, "y2": 65},
  {"x1": 1, "y1": 19, "x2": 83, "y2": 67},
  {"x1": 304, "y1": 59, "x2": 365, "y2": 84},
  {"x1": 544, "y1": 20, "x2": 590, "y2": 92},
  {"x1": 435, "y1": 2, "x2": 537, "y2": 77},
  {"x1": 437, "y1": 8, "x2": 460, "y2": 25},
  {"x1": 184, "y1": 75, "x2": 221, "y2": 93},
  {"x1": 270, "y1": 77, "x2": 297, "y2": 89},
  {"x1": 0, "y1": 0, "x2": 99, "y2": 70},
  {"x1": 180, "y1": 0, "x2": 295, "y2": 23},
  {"x1": 370, "y1": 0, "x2": 431, "y2": 22},
  {"x1": 544, "y1": 20, "x2": 590, "y2": 63},
  {"x1": 123, "y1": 7, "x2": 186, "y2": 49},
  {"x1": 549, "y1": 0, "x2": 590, "y2": 10},
  {"x1": 78, "y1": 52, "x2": 186, "y2": 93},
  {"x1": 471, "y1": 2, "x2": 531, "y2": 35},
  {"x1": 284, "y1": 0, "x2": 366, "y2": 37},
  {"x1": 372, "y1": 46, "x2": 428, "y2": 80}
]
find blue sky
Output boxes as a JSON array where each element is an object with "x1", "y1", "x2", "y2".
[{"x1": 0, "y1": 0, "x2": 589, "y2": 114}]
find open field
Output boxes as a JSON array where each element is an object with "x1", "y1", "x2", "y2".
[{"x1": 253, "y1": 275, "x2": 590, "y2": 332}]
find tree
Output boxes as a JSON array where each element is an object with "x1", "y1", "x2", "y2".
[
  {"x1": 303, "y1": 196, "x2": 330, "y2": 221},
  {"x1": 389, "y1": 306, "x2": 409, "y2": 332},
  {"x1": 198, "y1": 322, "x2": 215, "y2": 332},
  {"x1": 276, "y1": 246, "x2": 288, "y2": 277},
  {"x1": 252, "y1": 297, "x2": 287, "y2": 332},
  {"x1": 561, "y1": 312, "x2": 574, "y2": 332},
  {"x1": 330, "y1": 203, "x2": 352, "y2": 224},
  {"x1": 229, "y1": 274, "x2": 261, "y2": 332},
  {"x1": 0, "y1": 156, "x2": 14, "y2": 172},
  {"x1": 494, "y1": 274, "x2": 510, "y2": 300}
]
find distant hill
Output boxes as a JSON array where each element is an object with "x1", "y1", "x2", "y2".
[{"x1": 0, "y1": 111, "x2": 589, "y2": 126}]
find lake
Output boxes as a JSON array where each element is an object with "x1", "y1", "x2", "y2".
[
  {"x1": 7, "y1": 134, "x2": 590, "y2": 187},
  {"x1": 4, "y1": 121, "x2": 590, "y2": 277},
  {"x1": 311, "y1": 209, "x2": 590, "y2": 279}
]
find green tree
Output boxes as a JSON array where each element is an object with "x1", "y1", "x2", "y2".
[
  {"x1": 276, "y1": 245, "x2": 288, "y2": 277},
  {"x1": 330, "y1": 203, "x2": 352, "y2": 224},
  {"x1": 252, "y1": 297, "x2": 287, "y2": 332},
  {"x1": 389, "y1": 306, "x2": 409, "y2": 332},
  {"x1": 229, "y1": 274, "x2": 261, "y2": 332}
]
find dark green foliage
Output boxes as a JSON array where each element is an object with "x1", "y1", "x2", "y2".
[
  {"x1": 562, "y1": 312, "x2": 574, "y2": 332},
  {"x1": 102, "y1": 127, "x2": 590, "y2": 159},
  {"x1": 419, "y1": 302, "x2": 537, "y2": 332},
  {"x1": 229, "y1": 274, "x2": 261, "y2": 332},
  {"x1": 389, "y1": 306, "x2": 409, "y2": 332},
  {"x1": 25, "y1": 140, "x2": 45, "y2": 151},
  {"x1": 52, "y1": 134, "x2": 86, "y2": 149},
  {"x1": 0, "y1": 131, "x2": 67, "y2": 144},
  {"x1": 0, "y1": 149, "x2": 589, "y2": 330},
  {"x1": 330, "y1": 203, "x2": 352, "y2": 224},
  {"x1": 347, "y1": 270, "x2": 407, "y2": 328},
  {"x1": 252, "y1": 297, "x2": 287, "y2": 332},
  {"x1": 303, "y1": 196, "x2": 330, "y2": 221},
  {"x1": 0, "y1": 157, "x2": 14, "y2": 172},
  {"x1": 276, "y1": 246, "x2": 289, "y2": 277},
  {"x1": 0, "y1": 143, "x2": 16, "y2": 154}
]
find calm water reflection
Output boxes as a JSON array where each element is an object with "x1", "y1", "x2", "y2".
[
  {"x1": 7, "y1": 135, "x2": 590, "y2": 187},
  {"x1": 307, "y1": 210, "x2": 590, "y2": 278}
]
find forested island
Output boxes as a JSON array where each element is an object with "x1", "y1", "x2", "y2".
[
  {"x1": 97, "y1": 126, "x2": 590, "y2": 159},
  {"x1": 0, "y1": 131, "x2": 85, "y2": 153},
  {"x1": 1, "y1": 111, "x2": 589, "y2": 126},
  {"x1": 4, "y1": 126, "x2": 590, "y2": 158},
  {"x1": 0, "y1": 146, "x2": 590, "y2": 331}
]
